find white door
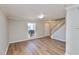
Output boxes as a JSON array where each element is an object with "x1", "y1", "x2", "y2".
[
  {"x1": 69, "y1": 9, "x2": 79, "y2": 54},
  {"x1": 66, "y1": 6, "x2": 79, "y2": 54},
  {"x1": 28, "y1": 23, "x2": 36, "y2": 39}
]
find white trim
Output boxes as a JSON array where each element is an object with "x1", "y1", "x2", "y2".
[
  {"x1": 65, "y1": 52, "x2": 70, "y2": 55},
  {"x1": 9, "y1": 38, "x2": 30, "y2": 43},
  {"x1": 66, "y1": 5, "x2": 79, "y2": 10},
  {"x1": 53, "y1": 38, "x2": 66, "y2": 42},
  {"x1": 4, "y1": 43, "x2": 9, "y2": 55}
]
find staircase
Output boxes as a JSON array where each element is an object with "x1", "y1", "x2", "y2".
[
  {"x1": 49, "y1": 18, "x2": 65, "y2": 42},
  {"x1": 50, "y1": 19, "x2": 65, "y2": 33},
  {"x1": 44, "y1": 18, "x2": 65, "y2": 39},
  {"x1": 50, "y1": 18, "x2": 65, "y2": 35}
]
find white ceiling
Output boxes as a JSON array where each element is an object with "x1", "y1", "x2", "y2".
[{"x1": 0, "y1": 4, "x2": 69, "y2": 21}]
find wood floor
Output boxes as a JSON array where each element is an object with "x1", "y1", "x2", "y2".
[{"x1": 7, "y1": 37, "x2": 65, "y2": 55}]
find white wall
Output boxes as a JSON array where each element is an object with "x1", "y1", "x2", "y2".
[
  {"x1": 0, "y1": 11, "x2": 9, "y2": 55},
  {"x1": 51, "y1": 24, "x2": 66, "y2": 42},
  {"x1": 9, "y1": 20, "x2": 27, "y2": 43},
  {"x1": 66, "y1": 5, "x2": 79, "y2": 55},
  {"x1": 36, "y1": 22, "x2": 49, "y2": 38},
  {"x1": 43, "y1": 22, "x2": 50, "y2": 36},
  {"x1": 9, "y1": 20, "x2": 50, "y2": 43}
]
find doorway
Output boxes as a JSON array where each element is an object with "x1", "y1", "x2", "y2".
[{"x1": 28, "y1": 23, "x2": 36, "y2": 39}]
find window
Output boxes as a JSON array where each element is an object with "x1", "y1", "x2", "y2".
[{"x1": 28, "y1": 23, "x2": 36, "y2": 31}]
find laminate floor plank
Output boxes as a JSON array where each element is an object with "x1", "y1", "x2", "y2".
[{"x1": 7, "y1": 37, "x2": 65, "y2": 55}]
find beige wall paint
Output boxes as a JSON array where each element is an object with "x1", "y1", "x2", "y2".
[
  {"x1": 0, "y1": 11, "x2": 9, "y2": 55},
  {"x1": 44, "y1": 22, "x2": 50, "y2": 36},
  {"x1": 9, "y1": 20, "x2": 50, "y2": 43},
  {"x1": 9, "y1": 20, "x2": 27, "y2": 43}
]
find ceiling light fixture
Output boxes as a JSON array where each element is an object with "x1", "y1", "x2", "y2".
[{"x1": 38, "y1": 14, "x2": 44, "y2": 19}]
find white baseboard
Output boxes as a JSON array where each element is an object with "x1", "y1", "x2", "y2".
[
  {"x1": 53, "y1": 38, "x2": 66, "y2": 42},
  {"x1": 9, "y1": 39, "x2": 30, "y2": 44},
  {"x1": 65, "y1": 52, "x2": 70, "y2": 55},
  {"x1": 4, "y1": 42, "x2": 9, "y2": 55}
]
